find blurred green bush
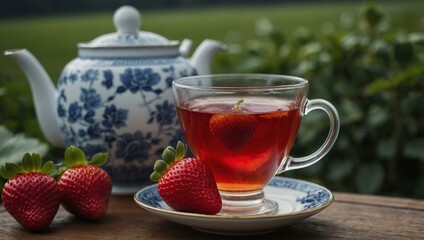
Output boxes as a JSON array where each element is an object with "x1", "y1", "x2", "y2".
[{"x1": 215, "y1": 3, "x2": 424, "y2": 198}]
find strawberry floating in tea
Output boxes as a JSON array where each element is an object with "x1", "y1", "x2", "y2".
[
  {"x1": 150, "y1": 142, "x2": 222, "y2": 215},
  {"x1": 209, "y1": 99, "x2": 258, "y2": 151},
  {"x1": 0, "y1": 153, "x2": 61, "y2": 232}
]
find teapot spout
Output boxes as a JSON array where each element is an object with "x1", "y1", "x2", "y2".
[
  {"x1": 190, "y1": 39, "x2": 226, "y2": 75},
  {"x1": 4, "y1": 49, "x2": 64, "y2": 147}
]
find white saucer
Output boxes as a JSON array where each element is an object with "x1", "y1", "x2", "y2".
[{"x1": 134, "y1": 176, "x2": 333, "y2": 235}]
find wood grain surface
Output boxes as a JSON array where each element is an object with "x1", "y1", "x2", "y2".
[{"x1": 1, "y1": 193, "x2": 423, "y2": 240}]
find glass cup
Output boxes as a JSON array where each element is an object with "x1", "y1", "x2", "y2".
[{"x1": 172, "y1": 74, "x2": 339, "y2": 215}]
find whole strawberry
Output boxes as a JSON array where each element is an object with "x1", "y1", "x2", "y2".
[
  {"x1": 0, "y1": 153, "x2": 61, "y2": 232},
  {"x1": 150, "y1": 142, "x2": 222, "y2": 215},
  {"x1": 209, "y1": 99, "x2": 258, "y2": 151},
  {"x1": 58, "y1": 146, "x2": 111, "y2": 221}
]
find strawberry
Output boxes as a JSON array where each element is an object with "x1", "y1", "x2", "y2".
[
  {"x1": 0, "y1": 153, "x2": 61, "y2": 232},
  {"x1": 58, "y1": 146, "x2": 111, "y2": 221},
  {"x1": 150, "y1": 142, "x2": 222, "y2": 215},
  {"x1": 209, "y1": 99, "x2": 258, "y2": 151}
]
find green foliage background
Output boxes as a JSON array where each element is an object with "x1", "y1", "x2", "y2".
[
  {"x1": 0, "y1": 1, "x2": 423, "y2": 198},
  {"x1": 214, "y1": 3, "x2": 424, "y2": 198}
]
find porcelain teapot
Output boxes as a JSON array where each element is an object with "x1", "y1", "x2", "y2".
[{"x1": 4, "y1": 5, "x2": 226, "y2": 194}]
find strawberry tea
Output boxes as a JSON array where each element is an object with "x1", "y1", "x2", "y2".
[
  {"x1": 177, "y1": 97, "x2": 301, "y2": 192},
  {"x1": 173, "y1": 74, "x2": 339, "y2": 215}
]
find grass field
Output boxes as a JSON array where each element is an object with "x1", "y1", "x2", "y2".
[{"x1": 0, "y1": 1, "x2": 423, "y2": 82}]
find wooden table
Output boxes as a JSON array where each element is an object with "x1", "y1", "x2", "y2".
[{"x1": 1, "y1": 193, "x2": 423, "y2": 239}]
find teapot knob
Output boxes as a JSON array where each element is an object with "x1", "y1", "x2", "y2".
[{"x1": 113, "y1": 5, "x2": 141, "y2": 35}]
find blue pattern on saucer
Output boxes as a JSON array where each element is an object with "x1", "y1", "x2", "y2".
[
  {"x1": 137, "y1": 177, "x2": 331, "y2": 211},
  {"x1": 268, "y1": 178, "x2": 331, "y2": 210}
]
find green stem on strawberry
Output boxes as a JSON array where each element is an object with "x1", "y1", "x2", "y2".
[
  {"x1": 232, "y1": 99, "x2": 244, "y2": 112},
  {"x1": 0, "y1": 153, "x2": 55, "y2": 179},
  {"x1": 63, "y1": 145, "x2": 109, "y2": 168},
  {"x1": 150, "y1": 141, "x2": 187, "y2": 182},
  {"x1": 235, "y1": 99, "x2": 244, "y2": 107}
]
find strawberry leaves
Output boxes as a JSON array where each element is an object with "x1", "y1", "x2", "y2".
[
  {"x1": 64, "y1": 145, "x2": 87, "y2": 167},
  {"x1": 150, "y1": 141, "x2": 187, "y2": 182},
  {"x1": 64, "y1": 145, "x2": 109, "y2": 168},
  {"x1": 0, "y1": 163, "x2": 20, "y2": 179},
  {"x1": 22, "y1": 153, "x2": 54, "y2": 175},
  {"x1": 40, "y1": 162, "x2": 55, "y2": 175},
  {"x1": 0, "y1": 153, "x2": 55, "y2": 179},
  {"x1": 89, "y1": 153, "x2": 109, "y2": 166},
  {"x1": 22, "y1": 153, "x2": 42, "y2": 172},
  {"x1": 175, "y1": 141, "x2": 187, "y2": 160},
  {"x1": 0, "y1": 145, "x2": 108, "y2": 181}
]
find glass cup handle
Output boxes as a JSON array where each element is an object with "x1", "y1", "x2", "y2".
[{"x1": 278, "y1": 99, "x2": 340, "y2": 173}]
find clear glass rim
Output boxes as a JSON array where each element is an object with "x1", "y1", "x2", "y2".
[{"x1": 173, "y1": 74, "x2": 308, "y2": 91}]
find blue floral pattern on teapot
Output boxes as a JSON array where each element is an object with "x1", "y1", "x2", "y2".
[{"x1": 57, "y1": 58, "x2": 197, "y2": 189}]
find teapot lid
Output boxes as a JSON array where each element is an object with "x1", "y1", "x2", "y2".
[{"x1": 78, "y1": 6, "x2": 180, "y2": 58}]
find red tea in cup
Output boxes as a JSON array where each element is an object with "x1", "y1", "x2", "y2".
[{"x1": 177, "y1": 96, "x2": 301, "y2": 192}]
